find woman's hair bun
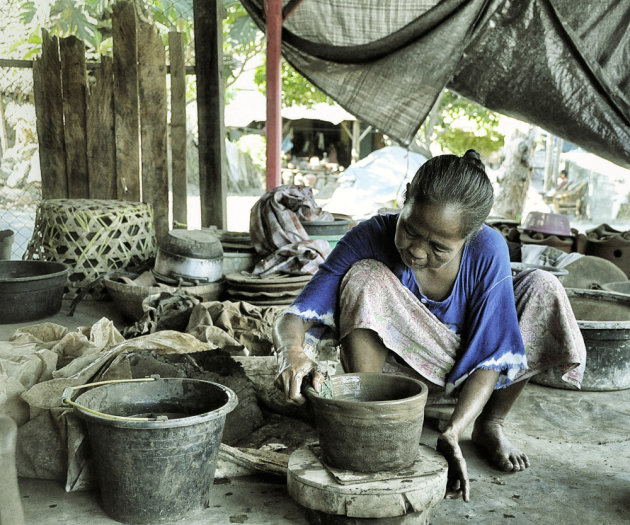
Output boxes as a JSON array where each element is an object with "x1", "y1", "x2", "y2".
[{"x1": 463, "y1": 149, "x2": 485, "y2": 171}]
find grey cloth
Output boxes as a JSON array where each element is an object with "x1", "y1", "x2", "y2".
[
  {"x1": 241, "y1": 0, "x2": 630, "y2": 168},
  {"x1": 249, "y1": 185, "x2": 332, "y2": 275}
]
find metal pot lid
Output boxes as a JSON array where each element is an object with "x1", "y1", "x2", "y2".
[{"x1": 159, "y1": 229, "x2": 223, "y2": 259}]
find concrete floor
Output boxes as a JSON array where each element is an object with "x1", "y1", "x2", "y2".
[{"x1": 3, "y1": 300, "x2": 630, "y2": 524}]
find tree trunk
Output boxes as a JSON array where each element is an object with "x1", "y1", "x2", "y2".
[
  {"x1": 410, "y1": 90, "x2": 444, "y2": 159},
  {"x1": 492, "y1": 126, "x2": 537, "y2": 220}
]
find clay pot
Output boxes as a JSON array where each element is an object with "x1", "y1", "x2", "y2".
[
  {"x1": 584, "y1": 227, "x2": 630, "y2": 278},
  {"x1": 305, "y1": 373, "x2": 428, "y2": 473},
  {"x1": 519, "y1": 230, "x2": 574, "y2": 254}
]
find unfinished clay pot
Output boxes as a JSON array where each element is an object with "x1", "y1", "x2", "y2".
[{"x1": 305, "y1": 373, "x2": 428, "y2": 473}]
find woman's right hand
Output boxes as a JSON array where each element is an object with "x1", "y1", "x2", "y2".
[
  {"x1": 275, "y1": 344, "x2": 325, "y2": 405},
  {"x1": 436, "y1": 429, "x2": 470, "y2": 502}
]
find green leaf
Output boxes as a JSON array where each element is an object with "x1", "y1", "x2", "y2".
[
  {"x1": 228, "y1": 13, "x2": 259, "y2": 45},
  {"x1": 27, "y1": 32, "x2": 42, "y2": 45},
  {"x1": 19, "y1": 1, "x2": 37, "y2": 25}
]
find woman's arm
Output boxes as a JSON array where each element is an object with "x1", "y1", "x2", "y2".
[
  {"x1": 273, "y1": 313, "x2": 323, "y2": 405},
  {"x1": 436, "y1": 368, "x2": 499, "y2": 502}
]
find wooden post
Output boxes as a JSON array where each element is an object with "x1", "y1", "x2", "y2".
[
  {"x1": 193, "y1": 0, "x2": 227, "y2": 229},
  {"x1": 138, "y1": 21, "x2": 169, "y2": 241},
  {"x1": 86, "y1": 56, "x2": 116, "y2": 199},
  {"x1": 169, "y1": 31, "x2": 188, "y2": 228},
  {"x1": 351, "y1": 120, "x2": 360, "y2": 164},
  {"x1": 552, "y1": 137, "x2": 563, "y2": 185},
  {"x1": 0, "y1": 94, "x2": 8, "y2": 155},
  {"x1": 544, "y1": 132, "x2": 554, "y2": 192},
  {"x1": 33, "y1": 30, "x2": 67, "y2": 199},
  {"x1": 265, "y1": 0, "x2": 283, "y2": 189},
  {"x1": 60, "y1": 36, "x2": 89, "y2": 198},
  {"x1": 112, "y1": 1, "x2": 141, "y2": 201}
]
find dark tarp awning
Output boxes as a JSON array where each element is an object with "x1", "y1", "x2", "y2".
[{"x1": 241, "y1": 0, "x2": 630, "y2": 168}]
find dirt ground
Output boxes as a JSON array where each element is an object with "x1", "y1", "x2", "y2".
[{"x1": 2, "y1": 300, "x2": 629, "y2": 524}]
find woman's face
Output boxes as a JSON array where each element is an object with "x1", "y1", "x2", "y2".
[{"x1": 394, "y1": 199, "x2": 467, "y2": 271}]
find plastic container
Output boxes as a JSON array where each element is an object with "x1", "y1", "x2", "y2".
[
  {"x1": 301, "y1": 218, "x2": 351, "y2": 236},
  {"x1": 305, "y1": 373, "x2": 428, "y2": 472},
  {"x1": 68, "y1": 378, "x2": 237, "y2": 524},
  {"x1": 308, "y1": 233, "x2": 345, "y2": 250},
  {"x1": 532, "y1": 289, "x2": 630, "y2": 391},
  {"x1": 521, "y1": 211, "x2": 571, "y2": 237}
]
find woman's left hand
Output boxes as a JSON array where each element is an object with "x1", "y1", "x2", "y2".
[{"x1": 436, "y1": 430, "x2": 470, "y2": 502}]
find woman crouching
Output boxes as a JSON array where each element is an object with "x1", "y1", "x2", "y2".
[{"x1": 273, "y1": 149, "x2": 586, "y2": 502}]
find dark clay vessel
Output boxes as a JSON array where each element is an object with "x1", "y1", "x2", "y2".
[
  {"x1": 305, "y1": 373, "x2": 428, "y2": 473},
  {"x1": 533, "y1": 288, "x2": 630, "y2": 391}
]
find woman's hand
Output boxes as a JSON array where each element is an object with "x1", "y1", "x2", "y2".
[
  {"x1": 275, "y1": 344, "x2": 325, "y2": 405},
  {"x1": 437, "y1": 429, "x2": 470, "y2": 502},
  {"x1": 435, "y1": 369, "x2": 499, "y2": 502}
]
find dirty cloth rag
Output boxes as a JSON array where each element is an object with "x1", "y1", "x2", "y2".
[
  {"x1": 249, "y1": 185, "x2": 332, "y2": 276},
  {"x1": 0, "y1": 318, "x2": 124, "y2": 426},
  {"x1": 338, "y1": 260, "x2": 586, "y2": 392},
  {"x1": 186, "y1": 300, "x2": 286, "y2": 356}
]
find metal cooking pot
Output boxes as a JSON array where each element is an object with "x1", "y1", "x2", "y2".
[
  {"x1": 153, "y1": 250, "x2": 223, "y2": 284},
  {"x1": 153, "y1": 230, "x2": 223, "y2": 284}
]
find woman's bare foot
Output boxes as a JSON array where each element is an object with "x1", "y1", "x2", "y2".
[{"x1": 471, "y1": 417, "x2": 530, "y2": 472}]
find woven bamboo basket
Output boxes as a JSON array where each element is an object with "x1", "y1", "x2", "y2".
[{"x1": 25, "y1": 199, "x2": 157, "y2": 298}]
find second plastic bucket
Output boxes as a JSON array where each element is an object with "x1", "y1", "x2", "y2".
[{"x1": 69, "y1": 378, "x2": 237, "y2": 524}]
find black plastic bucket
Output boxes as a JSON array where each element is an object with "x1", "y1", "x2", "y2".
[{"x1": 71, "y1": 378, "x2": 237, "y2": 524}]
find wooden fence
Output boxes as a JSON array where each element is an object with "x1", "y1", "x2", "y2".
[{"x1": 32, "y1": 1, "x2": 188, "y2": 241}]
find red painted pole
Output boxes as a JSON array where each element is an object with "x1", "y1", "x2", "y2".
[{"x1": 265, "y1": 0, "x2": 282, "y2": 190}]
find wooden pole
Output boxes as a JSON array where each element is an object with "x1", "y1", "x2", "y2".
[
  {"x1": 543, "y1": 132, "x2": 554, "y2": 192},
  {"x1": 86, "y1": 56, "x2": 116, "y2": 199},
  {"x1": 138, "y1": 21, "x2": 169, "y2": 242},
  {"x1": 112, "y1": 1, "x2": 141, "y2": 201},
  {"x1": 0, "y1": 95, "x2": 8, "y2": 155},
  {"x1": 351, "y1": 120, "x2": 360, "y2": 164},
  {"x1": 265, "y1": 0, "x2": 283, "y2": 190},
  {"x1": 60, "y1": 36, "x2": 89, "y2": 198},
  {"x1": 552, "y1": 137, "x2": 564, "y2": 185},
  {"x1": 193, "y1": 0, "x2": 227, "y2": 229},
  {"x1": 169, "y1": 31, "x2": 188, "y2": 229},
  {"x1": 33, "y1": 30, "x2": 67, "y2": 199}
]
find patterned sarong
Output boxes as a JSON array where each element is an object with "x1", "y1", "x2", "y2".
[{"x1": 338, "y1": 259, "x2": 585, "y2": 391}]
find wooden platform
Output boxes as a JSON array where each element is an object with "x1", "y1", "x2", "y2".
[{"x1": 287, "y1": 445, "x2": 447, "y2": 524}]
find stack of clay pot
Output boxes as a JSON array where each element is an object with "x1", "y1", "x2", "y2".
[
  {"x1": 486, "y1": 218, "x2": 521, "y2": 243},
  {"x1": 585, "y1": 224, "x2": 630, "y2": 278},
  {"x1": 518, "y1": 211, "x2": 577, "y2": 254}
]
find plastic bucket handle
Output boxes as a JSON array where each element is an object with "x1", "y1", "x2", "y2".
[{"x1": 61, "y1": 377, "x2": 171, "y2": 423}]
